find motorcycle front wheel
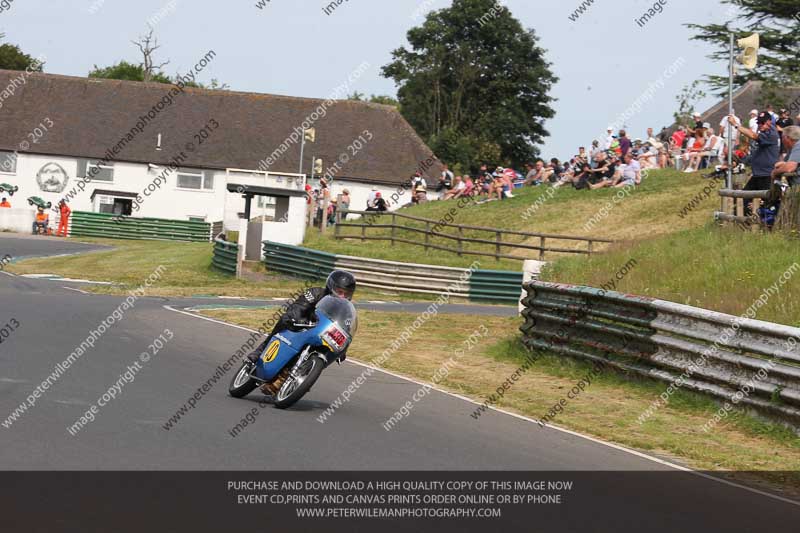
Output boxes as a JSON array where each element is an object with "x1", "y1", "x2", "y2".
[
  {"x1": 228, "y1": 361, "x2": 258, "y2": 398},
  {"x1": 274, "y1": 356, "x2": 324, "y2": 409}
]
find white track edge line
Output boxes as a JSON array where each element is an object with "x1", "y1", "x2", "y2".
[{"x1": 162, "y1": 304, "x2": 800, "y2": 507}]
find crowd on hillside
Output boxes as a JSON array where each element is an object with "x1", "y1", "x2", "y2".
[{"x1": 401, "y1": 105, "x2": 800, "y2": 218}]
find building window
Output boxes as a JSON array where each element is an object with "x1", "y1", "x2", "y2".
[
  {"x1": 177, "y1": 169, "x2": 213, "y2": 190},
  {"x1": 257, "y1": 195, "x2": 276, "y2": 208},
  {"x1": 0, "y1": 151, "x2": 17, "y2": 174},
  {"x1": 87, "y1": 160, "x2": 114, "y2": 182}
]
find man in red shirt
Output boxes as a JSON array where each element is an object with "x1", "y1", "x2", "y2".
[{"x1": 56, "y1": 200, "x2": 71, "y2": 237}]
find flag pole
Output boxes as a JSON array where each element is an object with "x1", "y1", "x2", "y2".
[{"x1": 727, "y1": 32, "x2": 734, "y2": 190}]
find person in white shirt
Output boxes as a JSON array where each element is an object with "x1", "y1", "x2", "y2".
[
  {"x1": 366, "y1": 187, "x2": 378, "y2": 209},
  {"x1": 719, "y1": 111, "x2": 741, "y2": 143},
  {"x1": 748, "y1": 109, "x2": 759, "y2": 133},
  {"x1": 603, "y1": 127, "x2": 614, "y2": 150}
]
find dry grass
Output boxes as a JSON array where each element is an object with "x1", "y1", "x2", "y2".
[{"x1": 202, "y1": 308, "x2": 800, "y2": 493}]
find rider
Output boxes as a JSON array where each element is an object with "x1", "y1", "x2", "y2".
[{"x1": 247, "y1": 270, "x2": 357, "y2": 363}]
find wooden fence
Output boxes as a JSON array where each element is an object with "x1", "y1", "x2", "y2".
[
  {"x1": 714, "y1": 189, "x2": 769, "y2": 226},
  {"x1": 334, "y1": 210, "x2": 612, "y2": 261}
]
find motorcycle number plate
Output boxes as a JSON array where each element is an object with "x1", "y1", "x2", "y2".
[{"x1": 262, "y1": 340, "x2": 281, "y2": 364}]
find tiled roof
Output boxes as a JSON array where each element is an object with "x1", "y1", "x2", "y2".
[{"x1": 0, "y1": 70, "x2": 443, "y2": 185}]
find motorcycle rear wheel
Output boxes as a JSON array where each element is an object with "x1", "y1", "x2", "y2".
[
  {"x1": 228, "y1": 361, "x2": 258, "y2": 398},
  {"x1": 274, "y1": 357, "x2": 324, "y2": 409}
]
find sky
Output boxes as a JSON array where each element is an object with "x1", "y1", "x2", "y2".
[{"x1": 3, "y1": 0, "x2": 735, "y2": 160}]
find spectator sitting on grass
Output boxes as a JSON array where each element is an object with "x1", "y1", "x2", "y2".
[
  {"x1": 589, "y1": 140, "x2": 603, "y2": 167},
  {"x1": 587, "y1": 152, "x2": 619, "y2": 189},
  {"x1": 592, "y1": 152, "x2": 641, "y2": 189},
  {"x1": 443, "y1": 176, "x2": 466, "y2": 200},
  {"x1": 524, "y1": 161, "x2": 546, "y2": 186}
]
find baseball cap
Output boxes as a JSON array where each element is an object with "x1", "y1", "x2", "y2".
[
  {"x1": 750, "y1": 109, "x2": 758, "y2": 115},
  {"x1": 757, "y1": 111, "x2": 772, "y2": 125}
]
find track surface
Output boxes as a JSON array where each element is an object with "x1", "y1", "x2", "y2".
[{"x1": 0, "y1": 236, "x2": 798, "y2": 522}]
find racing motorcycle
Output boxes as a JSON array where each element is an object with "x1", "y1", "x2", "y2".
[{"x1": 228, "y1": 295, "x2": 357, "y2": 409}]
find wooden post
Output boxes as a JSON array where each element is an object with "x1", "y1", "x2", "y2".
[
  {"x1": 457, "y1": 226, "x2": 463, "y2": 256},
  {"x1": 495, "y1": 231, "x2": 502, "y2": 261},
  {"x1": 425, "y1": 222, "x2": 430, "y2": 251},
  {"x1": 391, "y1": 213, "x2": 396, "y2": 246},
  {"x1": 539, "y1": 237, "x2": 546, "y2": 261},
  {"x1": 334, "y1": 209, "x2": 341, "y2": 239},
  {"x1": 735, "y1": 197, "x2": 744, "y2": 218},
  {"x1": 361, "y1": 221, "x2": 366, "y2": 242},
  {"x1": 587, "y1": 240, "x2": 593, "y2": 255}
]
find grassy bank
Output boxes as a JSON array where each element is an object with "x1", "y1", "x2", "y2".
[
  {"x1": 306, "y1": 168, "x2": 722, "y2": 268},
  {"x1": 541, "y1": 225, "x2": 800, "y2": 326},
  {"x1": 202, "y1": 307, "x2": 800, "y2": 494}
]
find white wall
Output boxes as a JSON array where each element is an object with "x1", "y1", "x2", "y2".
[{"x1": 0, "y1": 151, "x2": 407, "y2": 238}]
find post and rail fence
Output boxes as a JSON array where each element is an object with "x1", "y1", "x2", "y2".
[{"x1": 334, "y1": 210, "x2": 612, "y2": 262}]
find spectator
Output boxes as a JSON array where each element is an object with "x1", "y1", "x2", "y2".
[
  {"x1": 618, "y1": 130, "x2": 632, "y2": 158},
  {"x1": 586, "y1": 152, "x2": 618, "y2": 188},
  {"x1": 443, "y1": 176, "x2": 466, "y2": 200},
  {"x1": 657, "y1": 126, "x2": 670, "y2": 144},
  {"x1": 766, "y1": 104, "x2": 778, "y2": 125},
  {"x1": 577, "y1": 146, "x2": 589, "y2": 162},
  {"x1": 0, "y1": 197, "x2": 9, "y2": 208},
  {"x1": 603, "y1": 127, "x2": 614, "y2": 150},
  {"x1": 719, "y1": 109, "x2": 741, "y2": 148},
  {"x1": 339, "y1": 189, "x2": 351, "y2": 220},
  {"x1": 438, "y1": 164, "x2": 454, "y2": 194},
  {"x1": 524, "y1": 161, "x2": 545, "y2": 186},
  {"x1": 748, "y1": 109, "x2": 759, "y2": 133},
  {"x1": 374, "y1": 192, "x2": 388, "y2": 212},
  {"x1": 412, "y1": 174, "x2": 428, "y2": 204},
  {"x1": 686, "y1": 112, "x2": 704, "y2": 136},
  {"x1": 777, "y1": 109, "x2": 794, "y2": 154},
  {"x1": 463, "y1": 176, "x2": 475, "y2": 197},
  {"x1": 367, "y1": 186, "x2": 379, "y2": 209},
  {"x1": 671, "y1": 126, "x2": 687, "y2": 154},
  {"x1": 729, "y1": 111, "x2": 780, "y2": 215},
  {"x1": 685, "y1": 131, "x2": 724, "y2": 173},
  {"x1": 773, "y1": 125, "x2": 800, "y2": 187},
  {"x1": 594, "y1": 152, "x2": 641, "y2": 189}
]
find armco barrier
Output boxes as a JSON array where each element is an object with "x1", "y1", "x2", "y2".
[
  {"x1": 262, "y1": 241, "x2": 336, "y2": 281},
  {"x1": 262, "y1": 241, "x2": 523, "y2": 304},
  {"x1": 212, "y1": 239, "x2": 239, "y2": 276},
  {"x1": 69, "y1": 211, "x2": 211, "y2": 242},
  {"x1": 520, "y1": 281, "x2": 800, "y2": 426}
]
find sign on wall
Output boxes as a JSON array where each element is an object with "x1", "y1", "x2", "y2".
[{"x1": 36, "y1": 162, "x2": 70, "y2": 193}]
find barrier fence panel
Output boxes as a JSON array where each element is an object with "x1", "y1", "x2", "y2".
[
  {"x1": 212, "y1": 239, "x2": 240, "y2": 276},
  {"x1": 69, "y1": 211, "x2": 211, "y2": 242},
  {"x1": 261, "y1": 241, "x2": 525, "y2": 304},
  {"x1": 520, "y1": 281, "x2": 800, "y2": 426}
]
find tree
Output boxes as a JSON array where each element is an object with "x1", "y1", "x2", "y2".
[
  {"x1": 132, "y1": 29, "x2": 169, "y2": 83},
  {"x1": 89, "y1": 60, "x2": 172, "y2": 83},
  {"x1": 382, "y1": 0, "x2": 557, "y2": 167},
  {"x1": 346, "y1": 92, "x2": 400, "y2": 109},
  {"x1": 673, "y1": 81, "x2": 707, "y2": 126},
  {"x1": 687, "y1": 1, "x2": 800, "y2": 93},
  {"x1": 0, "y1": 42, "x2": 44, "y2": 72}
]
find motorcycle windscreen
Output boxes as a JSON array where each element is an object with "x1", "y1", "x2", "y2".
[{"x1": 316, "y1": 296, "x2": 358, "y2": 335}]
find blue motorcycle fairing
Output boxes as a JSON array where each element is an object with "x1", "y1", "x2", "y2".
[{"x1": 253, "y1": 309, "x2": 335, "y2": 382}]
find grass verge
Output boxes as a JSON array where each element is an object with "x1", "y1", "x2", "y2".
[
  {"x1": 200, "y1": 307, "x2": 800, "y2": 495},
  {"x1": 5, "y1": 237, "x2": 431, "y2": 301}
]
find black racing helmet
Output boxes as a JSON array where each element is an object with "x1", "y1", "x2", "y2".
[{"x1": 326, "y1": 270, "x2": 357, "y2": 300}]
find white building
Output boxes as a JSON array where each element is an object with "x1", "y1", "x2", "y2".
[{"x1": 0, "y1": 70, "x2": 443, "y2": 254}]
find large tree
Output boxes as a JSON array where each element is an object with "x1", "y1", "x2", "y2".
[
  {"x1": 89, "y1": 60, "x2": 172, "y2": 83},
  {"x1": 687, "y1": 0, "x2": 800, "y2": 93},
  {"x1": 382, "y1": 0, "x2": 557, "y2": 169}
]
